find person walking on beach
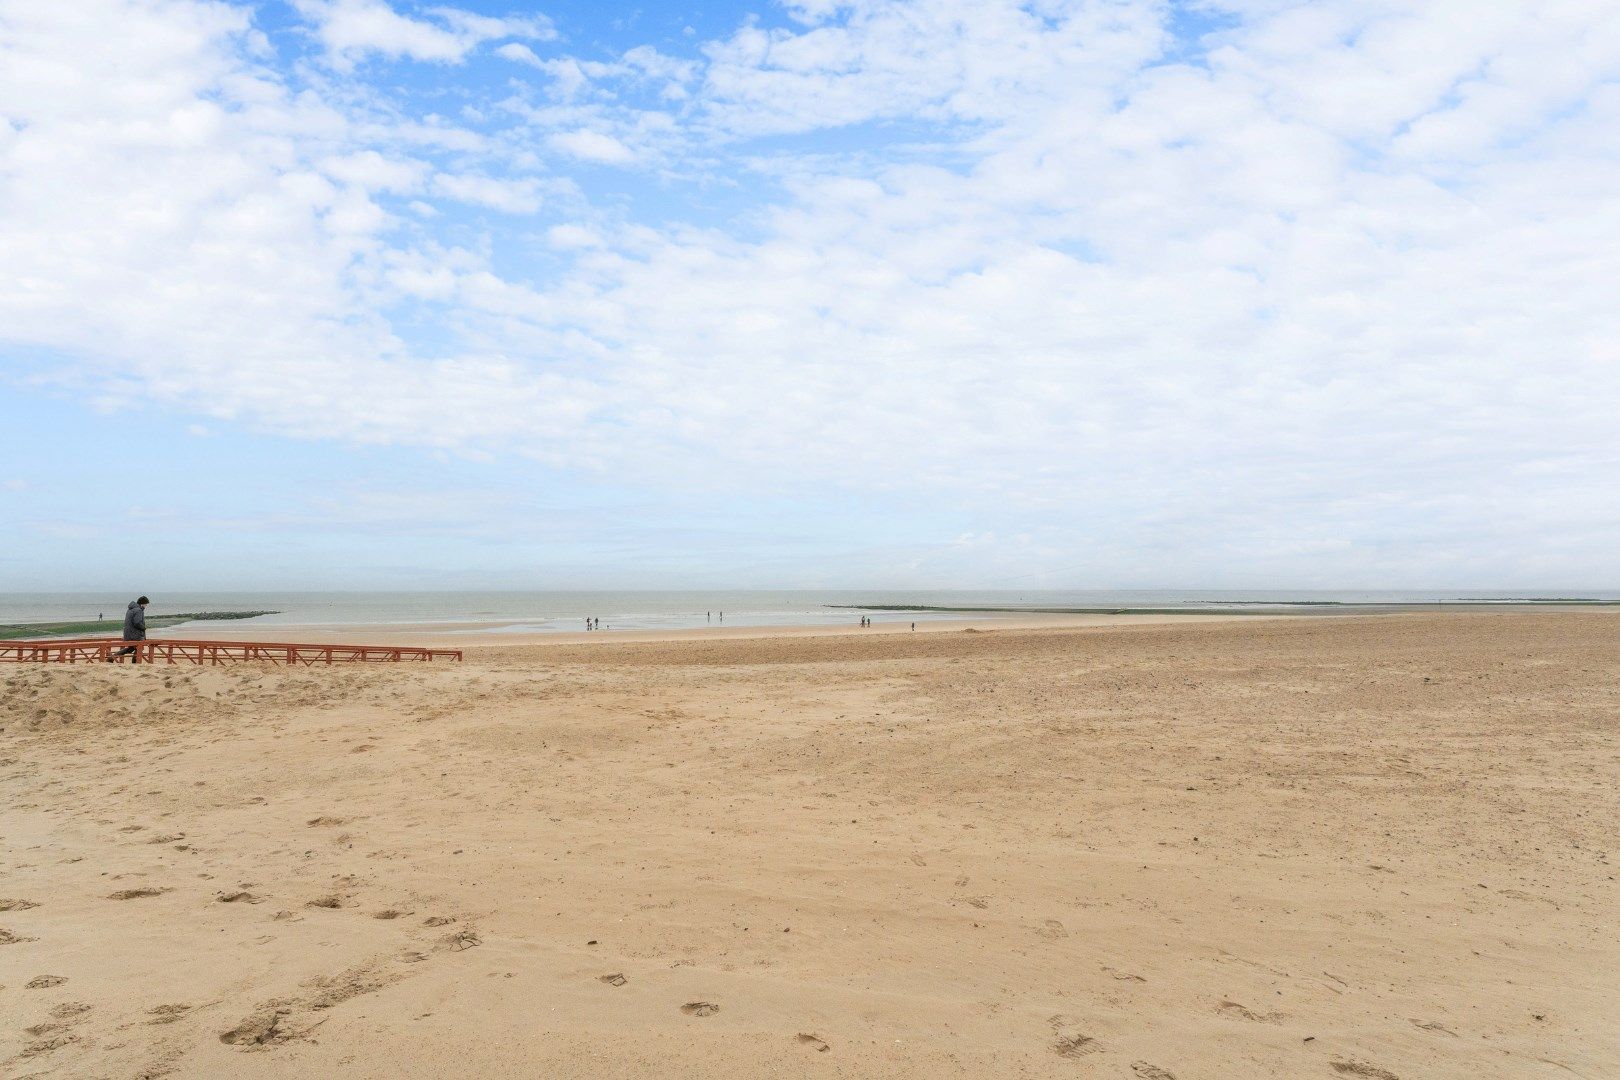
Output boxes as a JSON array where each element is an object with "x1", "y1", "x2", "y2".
[{"x1": 109, "y1": 596, "x2": 148, "y2": 662}]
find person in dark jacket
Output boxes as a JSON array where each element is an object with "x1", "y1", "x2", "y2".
[{"x1": 109, "y1": 596, "x2": 148, "y2": 663}]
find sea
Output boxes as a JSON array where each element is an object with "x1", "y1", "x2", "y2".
[{"x1": 3, "y1": 590, "x2": 1616, "y2": 635}]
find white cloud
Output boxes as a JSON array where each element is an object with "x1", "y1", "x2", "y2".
[
  {"x1": 431, "y1": 172, "x2": 544, "y2": 213},
  {"x1": 547, "y1": 129, "x2": 637, "y2": 164},
  {"x1": 292, "y1": 0, "x2": 554, "y2": 67},
  {"x1": 4, "y1": 0, "x2": 1620, "y2": 581},
  {"x1": 319, "y1": 150, "x2": 425, "y2": 192},
  {"x1": 696, "y1": 1, "x2": 1165, "y2": 135},
  {"x1": 547, "y1": 224, "x2": 602, "y2": 249},
  {"x1": 494, "y1": 41, "x2": 543, "y2": 67}
]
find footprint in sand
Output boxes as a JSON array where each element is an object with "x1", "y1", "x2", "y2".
[
  {"x1": 1218, "y1": 1000, "x2": 1284, "y2": 1024},
  {"x1": 423, "y1": 915, "x2": 456, "y2": 926},
  {"x1": 1104, "y1": 966, "x2": 1147, "y2": 982},
  {"x1": 146, "y1": 1003, "x2": 192, "y2": 1025},
  {"x1": 307, "y1": 816, "x2": 347, "y2": 827},
  {"x1": 1037, "y1": 918, "x2": 1068, "y2": 939},
  {"x1": 372, "y1": 909, "x2": 411, "y2": 920},
  {"x1": 220, "y1": 1009, "x2": 289, "y2": 1046},
  {"x1": 1051, "y1": 1033, "x2": 1099, "y2": 1059},
  {"x1": 2, "y1": 928, "x2": 39, "y2": 945},
  {"x1": 20, "y1": 1032, "x2": 78, "y2": 1057},
  {"x1": 439, "y1": 929, "x2": 481, "y2": 951},
  {"x1": 681, "y1": 1002, "x2": 720, "y2": 1017},
  {"x1": 1331, "y1": 1062, "x2": 1400, "y2": 1079},
  {"x1": 0, "y1": 898, "x2": 40, "y2": 911},
  {"x1": 1132, "y1": 1064, "x2": 1176, "y2": 1079},
  {"x1": 599, "y1": 973, "x2": 627, "y2": 986},
  {"x1": 1046, "y1": 1013, "x2": 1100, "y2": 1058},
  {"x1": 26, "y1": 975, "x2": 67, "y2": 989},
  {"x1": 23, "y1": 1003, "x2": 92, "y2": 1051},
  {"x1": 306, "y1": 895, "x2": 343, "y2": 909},
  {"x1": 797, "y1": 1032, "x2": 830, "y2": 1052},
  {"x1": 108, "y1": 887, "x2": 169, "y2": 900},
  {"x1": 217, "y1": 891, "x2": 264, "y2": 904},
  {"x1": 304, "y1": 965, "x2": 389, "y2": 1010}
]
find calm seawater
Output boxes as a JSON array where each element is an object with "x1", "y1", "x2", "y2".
[{"x1": 3, "y1": 590, "x2": 1616, "y2": 634}]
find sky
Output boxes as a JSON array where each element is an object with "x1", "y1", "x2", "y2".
[{"x1": 2, "y1": 0, "x2": 1618, "y2": 591}]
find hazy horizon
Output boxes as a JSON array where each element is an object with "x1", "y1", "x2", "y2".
[{"x1": 10, "y1": 586, "x2": 1620, "y2": 635}]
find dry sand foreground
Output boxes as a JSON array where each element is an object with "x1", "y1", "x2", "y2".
[{"x1": 2, "y1": 613, "x2": 1616, "y2": 1079}]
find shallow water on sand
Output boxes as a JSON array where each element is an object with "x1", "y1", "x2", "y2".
[{"x1": 5, "y1": 588, "x2": 1617, "y2": 633}]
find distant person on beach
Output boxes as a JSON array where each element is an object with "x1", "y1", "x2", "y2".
[
  {"x1": 911, "y1": 622, "x2": 915, "y2": 631},
  {"x1": 109, "y1": 596, "x2": 147, "y2": 662}
]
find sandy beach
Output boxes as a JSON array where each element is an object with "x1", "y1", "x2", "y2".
[{"x1": 2, "y1": 611, "x2": 1615, "y2": 1079}]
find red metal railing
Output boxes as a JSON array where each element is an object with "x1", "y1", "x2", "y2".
[{"x1": 0, "y1": 638, "x2": 462, "y2": 665}]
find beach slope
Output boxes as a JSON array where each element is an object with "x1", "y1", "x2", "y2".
[{"x1": 2, "y1": 613, "x2": 1615, "y2": 1078}]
